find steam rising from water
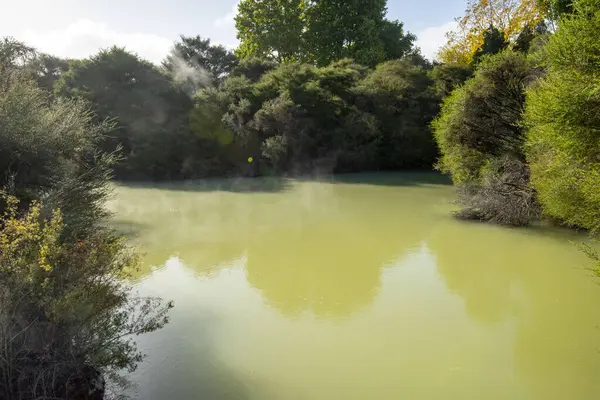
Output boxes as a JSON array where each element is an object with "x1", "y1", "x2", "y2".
[{"x1": 167, "y1": 51, "x2": 212, "y2": 96}]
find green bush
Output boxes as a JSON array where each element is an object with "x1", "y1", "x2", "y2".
[
  {"x1": 191, "y1": 57, "x2": 438, "y2": 175},
  {"x1": 0, "y1": 39, "x2": 172, "y2": 398},
  {"x1": 433, "y1": 50, "x2": 541, "y2": 225},
  {"x1": 430, "y1": 63, "x2": 473, "y2": 98},
  {"x1": 54, "y1": 47, "x2": 196, "y2": 180},
  {"x1": 524, "y1": 0, "x2": 600, "y2": 232},
  {"x1": 355, "y1": 58, "x2": 439, "y2": 170},
  {"x1": 0, "y1": 44, "x2": 118, "y2": 238},
  {"x1": 0, "y1": 198, "x2": 172, "y2": 399}
]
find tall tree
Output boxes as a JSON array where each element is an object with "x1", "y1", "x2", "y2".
[
  {"x1": 234, "y1": 0, "x2": 417, "y2": 66},
  {"x1": 430, "y1": 63, "x2": 474, "y2": 98},
  {"x1": 472, "y1": 25, "x2": 510, "y2": 64},
  {"x1": 55, "y1": 47, "x2": 192, "y2": 179},
  {"x1": 162, "y1": 35, "x2": 238, "y2": 88},
  {"x1": 304, "y1": 0, "x2": 388, "y2": 66},
  {"x1": 354, "y1": 58, "x2": 440, "y2": 169},
  {"x1": 28, "y1": 54, "x2": 70, "y2": 92},
  {"x1": 379, "y1": 19, "x2": 418, "y2": 62},
  {"x1": 235, "y1": 0, "x2": 307, "y2": 62},
  {"x1": 0, "y1": 37, "x2": 36, "y2": 86},
  {"x1": 513, "y1": 20, "x2": 549, "y2": 53},
  {"x1": 438, "y1": 0, "x2": 547, "y2": 65}
]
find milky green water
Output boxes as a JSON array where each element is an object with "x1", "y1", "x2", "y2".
[{"x1": 109, "y1": 173, "x2": 600, "y2": 400}]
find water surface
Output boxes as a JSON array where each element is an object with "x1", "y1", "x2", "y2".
[{"x1": 109, "y1": 173, "x2": 600, "y2": 400}]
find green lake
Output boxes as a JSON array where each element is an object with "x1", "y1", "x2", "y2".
[{"x1": 108, "y1": 173, "x2": 600, "y2": 400}]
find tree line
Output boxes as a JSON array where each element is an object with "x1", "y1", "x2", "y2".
[
  {"x1": 1, "y1": 0, "x2": 599, "y2": 397},
  {"x1": 9, "y1": 0, "x2": 437, "y2": 181}
]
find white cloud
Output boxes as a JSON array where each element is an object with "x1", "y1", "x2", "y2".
[
  {"x1": 416, "y1": 21, "x2": 457, "y2": 61},
  {"x1": 212, "y1": 1, "x2": 241, "y2": 50},
  {"x1": 19, "y1": 19, "x2": 173, "y2": 64},
  {"x1": 214, "y1": 1, "x2": 240, "y2": 28}
]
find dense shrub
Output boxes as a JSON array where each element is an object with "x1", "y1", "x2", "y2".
[
  {"x1": 230, "y1": 56, "x2": 278, "y2": 82},
  {"x1": 524, "y1": 0, "x2": 600, "y2": 232},
  {"x1": 354, "y1": 58, "x2": 439, "y2": 170},
  {"x1": 430, "y1": 63, "x2": 474, "y2": 97},
  {"x1": 0, "y1": 198, "x2": 172, "y2": 399},
  {"x1": 454, "y1": 156, "x2": 540, "y2": 224},
  {"x1": 54, "y1": 47, "x2": 197, "y2": 180},
  {"x1": 191, "y1": 57, "x2": 439, "y2": 175},
  {"x1": 0, "y1": 41, "x2": 117, "y2": 238},
  {"x1": 0, "y1": 39, "x2": 172, "y2": 398},
  {"x1": 433, "y1": 50, "x2": 542, "y2": 225}
]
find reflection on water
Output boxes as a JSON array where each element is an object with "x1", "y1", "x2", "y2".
[
  {"x1": 429, "y1": 221, "x2": 600, "y2": 399},
  {"x1": 110, "y1": 173, "x2": 600, "y2": 399}
]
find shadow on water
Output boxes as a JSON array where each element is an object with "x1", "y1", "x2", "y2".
[
  {"x1": 118, "y1": 176, "x2": 292, "y2": 193},
  {"x1": 325, "y1": 171, "x2": 452, "y2": 187},
  {"x1": 110, "y1": 220, "x2": 149, "y2": 239},
  {"x1": 133, "y1": 348, "x2": 253, "y2": 400},
  {"x1": 130, "y1": 264, "x2": 288, "y2": 400},
  {"x1": 132, "y1": 332, "x2": 258, "y2": 400},
  {"x1": 116, "y1": 171, "x2": 451, "y2": 194}
]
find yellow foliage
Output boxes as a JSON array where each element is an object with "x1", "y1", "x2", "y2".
[
  {"x1": 438, "y1": 0, "x2": 547, "y2": 65},
  {"x1": 0, "y1": 196, "x2": 63, "y2": 275}
]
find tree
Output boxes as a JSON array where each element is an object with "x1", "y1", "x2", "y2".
[
  {"x1": 433, "y1": 50, "x2": 541, "y2": 225},
  {"x1": 235, "y1": 0, "x2": 307, "y2": 62},
  {"x1": 27, "y1": 53, "x2": 70, "y2": 92},
  {"x1": 55, "y1": 47, "x2": 194, "y2": 180},
  {"x1": 304, "y1": 0, "x2": 388, "y2": 66},
  {"x1": 539, "y1": 0, "x2": 575, "y2": 20},
  {"x1": 0, "y1": 37, "x2": 36, "y2": 90},
  {"x1": 0, "y1": 39, "x2": 70, "y2": 94},
  {"x1": 309, "y1": 1, "x2": 418, "y2": 67},
  {"x1": 524, "y1": 0, "x2": 600, "y2": 232},
  {"x1": 230, "y1": 56, "x2": 278, "y2": 82},
  {"x1": 162, "y1": 35, "x2": 238, "y2": 88},
  {"x1": 438, "y1": 0, "x2": 547, "y2": 65},
  {"x1": 513, "y1": 20, "x2": 549, "y2": 53},
  {"x1": 0, "y1": 39, "x2": 116, "y2": 235},
  {"x1": 190, "y1": 56, "x2": 438, "y2": 175},
  {"x1": 379, "y1": 20, "x2": 418, "y2": 62},
  {"x1": 234, "y1": 0, "x2": 417, "y2": 66},
  {"x1": 472, "y1": 25, "x2": 509, "y2": 64},
  {"x1": 354, "y1": 58, "x2": 440, "y2": 169}
]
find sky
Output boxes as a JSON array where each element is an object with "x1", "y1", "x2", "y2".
[{"x1": 0, "y1": 0, "x2": 467, "y2": 63}]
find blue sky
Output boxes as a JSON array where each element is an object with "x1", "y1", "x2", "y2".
[{"x1": 0, "y1": 0, "x2": 466, "y2": 63}]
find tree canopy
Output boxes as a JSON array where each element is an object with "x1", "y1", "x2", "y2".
[
  {"x1": 438, "y1": 0, "x2": 547, "y2": 65},
  {"x1": 235, "y1": 0, "x2": 307, "y2": 62},
  {"x1": 191, "y1": 57, "x2": 439, "y2": 175},
  {"x1": 54, "y1": 47, "x2": 195, "y2": 180},
  {"x1": 539, "y1": 0, "x2": 575, "y2": 20},
  {"x1": 235, "y1": 0, "x2": 417, "y2": 66},
  {"x1": 162, "y1": 35, "x2": 238, "y2": 88},
  {"x1": 472, "y1": 25, "x2": 510, "y2": 64}
]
